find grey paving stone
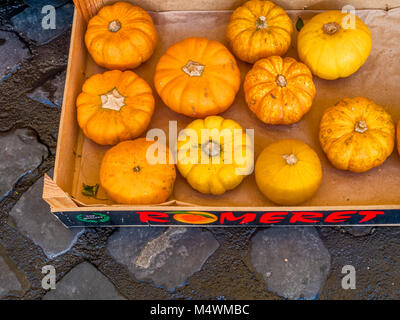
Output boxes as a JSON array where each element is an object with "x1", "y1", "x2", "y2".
[
  {"x1": 0, "y1": 30, "x2": 30, "y2": 82},
  {"x1": 250, "y1": 227, "x2": 331, "y2": 300},
  {"x1": 0, "y1": 255, "x2": 22, "y2": 299},
  {"x1": 0, "y1": 1, "x2": 26, "y2": 21},
  {"x1": 43, "y1": 262, "x2": 126, "y2": 300},
  {"x1": 342, "y1": 226, "x2": 375, "y2": 237},
  {"x1": 28, "y1": 69, "x2": 66, "y2": 108},
  {"x1": 0, "y1": 0, "x2": 26, "y2": 21},
  {"x1": 0, "y1": 128, "x2": 48, "y2": 200},
  {"x1": 107, "y1": 227, "x2": 220, "y2": 291},
  {"x1": 9, "y1": 169, "x2": 84, "y2": 259},
  {"x1": 11, "y1": 3, "x2": 73, "y2": 45},
  {"x1": 24, "y1": 0, "x2": 70, "y2": 8}
]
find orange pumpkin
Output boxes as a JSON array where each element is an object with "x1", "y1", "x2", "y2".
[
  {"x1": 77, "y1": 70, "x2": 154, "y2": 145},
  {"x1": 397, "y1": 121, "x2": 400, "y2": 156},
  {"x1": 100, "y1": 138, "x2": 176, "y2": 204},
  {"x1": 243, "y1": 56, "x2": 316, "y2": 125},
  {"x1": 154, "y1": 37, "x2": 241, "y2": 118},
  {"x1": 85, "y1": 2, "x2": 157, "y2": 70},
  {"x1": 319, "y1": 97, "x2": 395, "y2": 173},
  {"x1": 226, "y1": 0, "x2": 293, "y2": 64}
]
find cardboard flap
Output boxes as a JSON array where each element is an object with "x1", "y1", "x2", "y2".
[{"x1": 73, "y1": 0, "x2": 104, "y2": 21}]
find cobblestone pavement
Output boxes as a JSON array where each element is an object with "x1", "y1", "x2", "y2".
[{"x1": 0, "y1": 1, "x2": 400, "y2": 300}]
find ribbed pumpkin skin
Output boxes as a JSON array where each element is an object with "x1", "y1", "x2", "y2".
[
  {"x1": 177, "y1": 116, "x2": 253, "y2": 195},
  {"x1": 100, "y1": 138, "x2": 176, "y2": 204},
  {"x1": 255, "y1": 139, "x2": 322, "y2": 205},
  {"x1": 226, "y1": 0, "x2": 293, "y2": 64},
  {"x1": 76, "y1": 70, "x2": 154, "y2": 146},
  {"x1": 319, "y1": 97, "x2": 394, "y2": 173},
  {"x1": 154, "y1": 37, "x2": 241, "y2": 118},
  {"x1": 244, "y1": 56, "x2": 316, "y2": 125},
  {"x1": 85, "y1": 2, "x2": 157, "y2": 70},
  {"x1": 298, "y1": 11, "x2": 372, "y2": 80}
]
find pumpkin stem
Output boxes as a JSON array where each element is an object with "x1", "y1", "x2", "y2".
[
  {"x1": 256, "y1": 16, "x2": 268, "y2": 29},
  {"x1": 182, "y1": 60, "x2": 205, "y2": 77},
  {"x1": 100, "y1": 88, "x2": 125, "y2": 111},
  {"x1": 354, "y1": 120, "x2": 368, "y2": 133},
  {"x1": 202, "y1": 140, "x2": 221, "y2": 157},
  {"x1": 276, "y1": 74, "x2": 287, "y2": 87},
  {"x1": 108, "y1": 20, "x2": 121, "y2": 32},
  {"x1": 323, "y1": 22, "x2": 340, "y2": 35},
  {"x1": 282, "y1": 153, "x2": 298, "y2": 165}
]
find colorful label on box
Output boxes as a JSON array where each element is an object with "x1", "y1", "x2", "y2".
[{"x1": 53, "y1": 209, "x2": 400, "y2": 227}]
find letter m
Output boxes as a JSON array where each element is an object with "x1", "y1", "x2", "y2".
[{"x1": 220, "y1": 212, "x2": 256, "y2": 225}]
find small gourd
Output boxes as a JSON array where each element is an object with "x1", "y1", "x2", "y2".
[
  {"x1": 76, "y1": 70, "x2": 154, "y2": 145},
  {"x1": 255, "y1": 139, "x2": 322, "y2": 205}
]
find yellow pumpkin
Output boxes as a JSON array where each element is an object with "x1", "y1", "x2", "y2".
[
  {"x1": 154, "y1": 37, "x2": 241, "y2": 118},
  {"x1": 226, "y1": 0, "x2": 293, "y2": 64},
  {"x1": 100, "y1": 138, "x2": 176, "y2": 204},
  {"x1": 77, "y1": 70, "x2": 154, "y2": 145},
  {"x1": 255, "y1": 139, "x2": 322, "y2": 205},
  {"x1": 244, "y1": 56, "x2": 316, "y2": 125},
  {"x1": 177, "y1": 116, "x2": 253, "y2": 195},
  {"x1": 298, "y1": 11, "x2": 372, "y2": 80},
  {"x1": 319, "y1": 97, "x2": 394, "y2": 173},
  {"x1": 85, "y1": 2, "x2": 157, "y2": 70}
]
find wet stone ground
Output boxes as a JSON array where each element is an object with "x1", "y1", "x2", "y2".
[{"x1": 0, "y1": 1, "x2": 400, "y2": 300}]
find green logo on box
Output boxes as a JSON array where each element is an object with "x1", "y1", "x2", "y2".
[{"x1": 76, "y1": 213, "x2": 110, "y2": 223}]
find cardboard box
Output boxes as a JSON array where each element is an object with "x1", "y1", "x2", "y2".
[{"x1": 43, "y1": 0, "x2": 400, "y2": 227}]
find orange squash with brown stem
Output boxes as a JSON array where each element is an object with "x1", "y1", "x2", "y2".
[
  {"x1": 85, "y1": 2, "x2": 157, "y2": 70},
  {"x1": 100, "y1": 138, "x2": 176, "y2": 204},
  {"x1": 319, "y1": 97, "x2": 395, "y2": 173},
  {"x1": 154, "y1": 37, "x2": 241, "y2": 118},
  {"x1": 226, "y1": 0, "x2": 293, "y2": 64},
  {"x1": 244, "y1": 56, "x2": 316, "y2": 125},
  {"x1": 76, "y1": 70, "x2": 154, "y2": 145}
]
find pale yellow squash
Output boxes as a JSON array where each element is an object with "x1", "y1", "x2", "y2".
[
  {"x1": 255, "y1": 139, "x2": 322, "y2": 205},
  {"x1": 177, "y1": 116, "x2": 253, "y2": 195},
  {"x1": 297, "y1": 11, "x2": 372, "y2": 80}
]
